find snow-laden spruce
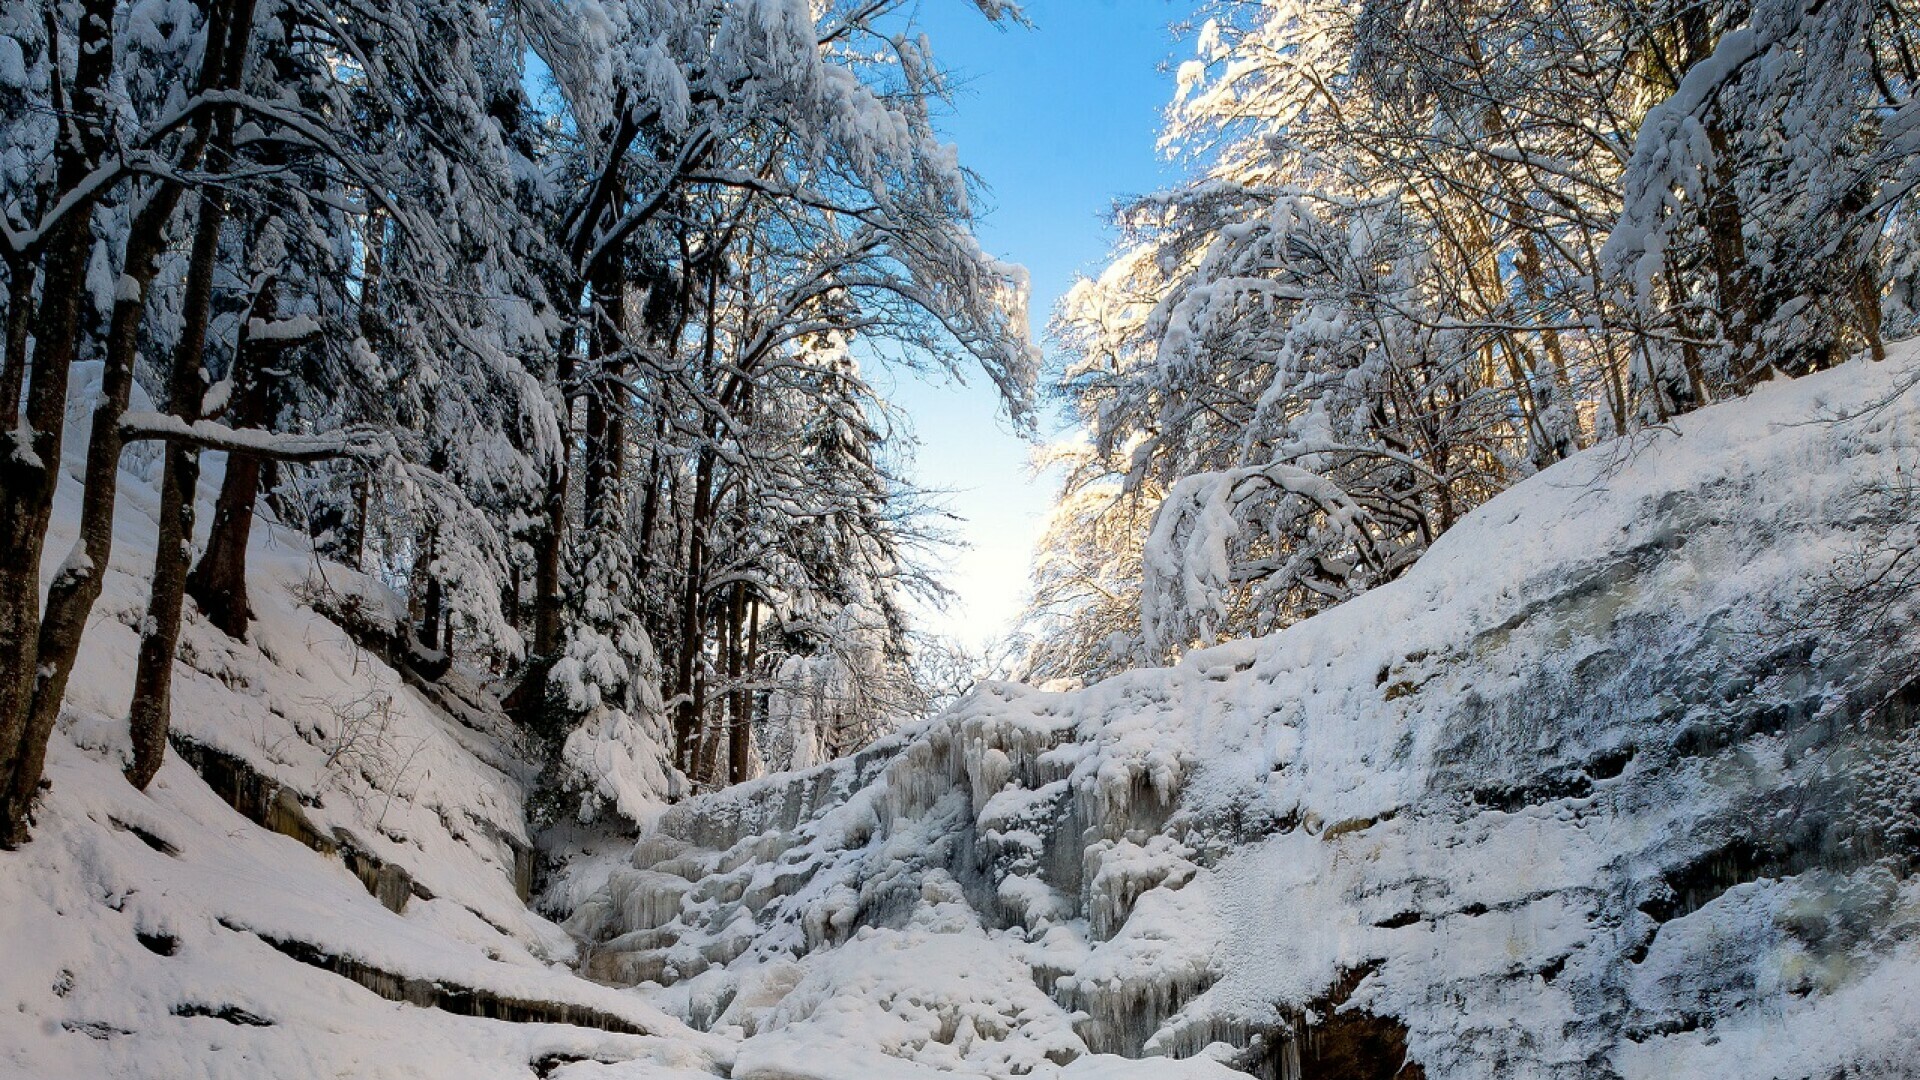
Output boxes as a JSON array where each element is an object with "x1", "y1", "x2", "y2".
[{"x1": 566, "y1": 348, "x2": 1920, "y2": 1079}]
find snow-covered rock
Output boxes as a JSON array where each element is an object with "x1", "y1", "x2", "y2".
[{"x1": 570, "y1": 349, "x2": 1920, "y2": 1079}]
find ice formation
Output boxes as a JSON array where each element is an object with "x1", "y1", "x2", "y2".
[{"x1": 566, "y1": 350, "x2": 1920, "y2": 1079}]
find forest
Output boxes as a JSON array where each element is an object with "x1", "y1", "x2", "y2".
[
  {"x1": 0, "y1": 0, "x2": 1043, "y2": 841},
  {"x1": 4, "y1": 0, "x2": 1912, "y2": 839},
  {"x1": 2, "y1": 1, "x2": 1920, "y2": 1075}
]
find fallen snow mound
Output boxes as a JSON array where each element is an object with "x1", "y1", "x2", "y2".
[{"x1": 569, "y1": 349, "x2": 1920, "y2": 1080}]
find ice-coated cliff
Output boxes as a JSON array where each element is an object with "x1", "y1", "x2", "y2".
[{"x1": 564, "y1": 351, "x2": 1920, "y2": 1080}]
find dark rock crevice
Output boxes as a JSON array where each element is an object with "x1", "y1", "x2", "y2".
[
  {"x1": 171, "y1": 1003, "x2": 274, "y2": 1027},
  {"x1": 171, "y1": 735, "x2": 425, "y2": 914},
  {"x1": 108, "y1": 816, "x2": 181, "y2": 856},
  {"x1": 1222, "y1": 968, "x2": 1425, "y2": 1080},
  {"x1": 240, "y1": 925, "x2": 651, "y2": 1034}
]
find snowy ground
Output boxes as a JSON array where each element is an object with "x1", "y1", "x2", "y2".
[
  {"x1": 0, "y1": 372, "x2": 733, "y2": 1078},
  {"x1": 8, "y1": 351, "x2": 1920, "y2": 1079}
]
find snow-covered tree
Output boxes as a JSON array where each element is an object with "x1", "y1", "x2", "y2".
[
  {"x1": 1029, "y1": 0, "x2": 1920, "y2": 668},
  {"x1": 0, "y1": 0, "x2": 1034, "y2": 844},
  {"x1": 1607, "y1": 0, "x2": 1916, "y2": 401}
]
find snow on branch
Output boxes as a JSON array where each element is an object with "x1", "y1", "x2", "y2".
[
  {"x1": 118, "y1": 414, "x2": 392, "y2": 463},
  {"x1": 1141, "y1": 461, "x2": 1374, "y2": 660}
]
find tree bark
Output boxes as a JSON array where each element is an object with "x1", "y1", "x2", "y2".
[
  {"x1": 583, "y1": 250, "x2": 627, "y2": 530},
  {"x1": 25, "y1": 184, "x2": 207, "y2": 808},
  {"x1": 726, "y1": 581, "x2": 749, "y2": 785},
  {"x1": 0, "y1": 226, "x2": 92, "y2": 837},
  {"x1": 350, "y1": 475, "x2": 371, "y2": 572},
  {"x1": 341, "y1": 209, "x2": 385, "y2": 571},
  {"x1": 0, "y1": 0, "x2": 119, "y2": 845},
  {"x1": 184, "y1": 7, "x2": 294, "y2": 639},
  {"x1": 508, "y1": 313, "x2": 578, "y2": 736},
  {"x1": 122, "y1": 0, "x2": 262, "y2": 791},
  {"x1": 0, "y1": 253, "x2": 35, "y2": 429},
  {"x1": 187, "y1": 276, "x2": 288, "y2": 638},
  {"x1": 673, "y1": 446, "x2": 715, "y2": 771},
  {"x1": 125, "y1": 181, "x2": 229, "y2": 791}
]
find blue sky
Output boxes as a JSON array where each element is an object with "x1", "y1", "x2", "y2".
[{"x1": 879, "y1": 0, "x2": 1185, "y2": 650}]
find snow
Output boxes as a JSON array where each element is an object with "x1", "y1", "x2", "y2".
[
  {"x1": 569, "y1": 346, "x2": 1920, "y2": 1078},
  {"x1": 116, "y1": 411, "x2": 367, "y2": 457},
  {"x1": 9, "y1": 339, "x2": 1920, "y2": 1077},
  {"x1": 0, "y1": 345, "x2": 1199, "y2": 1080},
  {"x1": 245, "y1": 314, "x2": 321, "y2": 342},
  {"x1": 0, "y1": 392, "x2": 728, "y2": 1079},
  {"x1": 0, "y1": 34, "x2": 23, "y2": 90}
]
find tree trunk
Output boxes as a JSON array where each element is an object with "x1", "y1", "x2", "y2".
[
  {"x1": 24, "y1": 184, "x2": 203, "y2": 811},
  {"x1": 185, "y1": 430, "x2": 264, "y2": 638},
  {"x1": 635, "y1": 437, "x2": 663, "y2": 580},
  {"x1": 121, "y1": 0, "x2": 262, "y2": 790},
  {"x1": 342, "y1": 208, "x2": 384, "y2": 573},
  {"x1": 357, "y1": 209, "x2": 386, "y2": 340},
  {"x1": 1702, "y1": 123, "x2": 1754, "y2": 387},
  {"x1": 421, "y1": 539, "x2": 446, "y2": 654},
  {"x1": 0, "y1": 226, "x2": 90, "y2": 837},
  {"x1": 510, "y1": 458, "x2": 569, "y2": 734},
  {"x1": 0, "y1": 253, "x2": 35, "y2": 429},
  {"x1": 504, "y1": 560, "x2": 521, "y2": 632},
  {"x1": 691, "y1": 653, "x2": 718, "y2": 787},
  {"x1": 509, "y1": 315, "x2": 578, "y2": 735},
  {"x1": 1856, "y1": 264, "x2": 1887, "y2": 363},
  {"x1": 125, "y1": 183, "x2": 229, "y2": 791},
  {"x1": 727, "y1": 581, "x2": 749, "y2": 785},
  {"x1": 350, "y1": 475, "x2": 371, "y2": 572},
  {"x1": 0, "y1": 0, "x2": 119, "y2": 844},
  {"x1": 583, "y1": 252, "x2": 626, "y2": 530},
  {"x1": 744, "y1": 598, "x2": 760, "y2": 761},
  {"x1": 187, "y1": 276, "x2": 282, "y2": 638},
  {"x1": 1673, "y1": 2, "x2": 1756, "y2": 392},
  {"x1": 628, "y1": 265, "x2": 674, "y2": 582},
  {"x1": 673, "y1": 447, "x2": 716, "y2": 770}
]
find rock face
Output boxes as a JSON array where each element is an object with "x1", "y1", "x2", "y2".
[{"x1": 568, "y1": 355, "x2": 1920, "y2": 1079}]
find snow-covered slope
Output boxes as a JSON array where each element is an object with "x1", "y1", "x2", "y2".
[
  {"x1": 0, "y1": 369, "x2": 1228, "y2": 1080},
  {"x1": 9, "y1": 350, "x2": 1920, "y2": 1080},
  {"x1": 0, "y1": 384, "x2": 730, "y2": 1079},
  {"x1": 568, "y1": 351, "x2": 1920, "y2": 1080}
]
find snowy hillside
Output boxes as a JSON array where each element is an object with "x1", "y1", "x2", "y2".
[
  {"x1": 566, "y1": 350, "x2": 1920, "y2": 1080},
  {"x1": 0, "y1": 372, "x2": 1217, "y2": 1080},
  {"x1": 8, "y1": 350, "x2": 1920, "y2": 1079},
  {"x1": 10, "y1": 0, "x2": 1920, "y2": 1076},
  {"x1": 0, "y1": 386, "x2": 731, "y2": 1078}
]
